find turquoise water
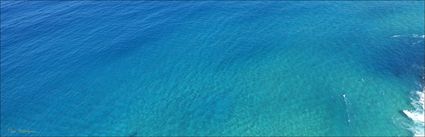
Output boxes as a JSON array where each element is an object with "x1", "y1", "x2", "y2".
[{"x1": 1, "y1": 1, "x2": 424, "y2": 136}]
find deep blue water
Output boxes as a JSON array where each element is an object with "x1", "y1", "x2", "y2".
[{"x1": 1, "y1": 1, "x2": 424, "y2": 136}]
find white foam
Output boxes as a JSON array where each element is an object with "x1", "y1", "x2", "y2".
[
  {"x1": 403, "y1": 89, "x2": 425, "y2": 136},
  {"x1": 403, "y1": 110, "x2": 424, "y2": 123}
]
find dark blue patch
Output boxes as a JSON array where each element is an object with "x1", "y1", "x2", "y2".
[{"x1": 368, "y1": 36, "x2": 424, "y2": 81}]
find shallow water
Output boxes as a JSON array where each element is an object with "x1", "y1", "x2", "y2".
[{"x1": 1, "y1": 1, "x2": 424, "y2": 136}]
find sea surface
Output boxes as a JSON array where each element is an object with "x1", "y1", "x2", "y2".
[{"x1": 1, "y1": 1, "x2": 424, "y2": 136}]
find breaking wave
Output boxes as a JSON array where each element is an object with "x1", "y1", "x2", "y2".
[{"x1": 403, "y1": 89, "x2": 425, "y2": 136}]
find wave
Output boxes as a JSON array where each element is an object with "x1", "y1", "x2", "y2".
[
  {"x1": 411, "y1": 34, "x2": 425, "y2": 38},
  {"x1": 396, "y1": 33, "x2": 425, "y2": 136},
  {"x1": 403, "y1": 89, "x2": 425, "y2": 137},
  {"x1": 391, "y1": 34, "x2": 425, "y2": 38}
]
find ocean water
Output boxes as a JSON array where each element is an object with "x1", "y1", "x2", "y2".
[{"x1": 1, "y1": 1, "x2": 424, "y2": 136}]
